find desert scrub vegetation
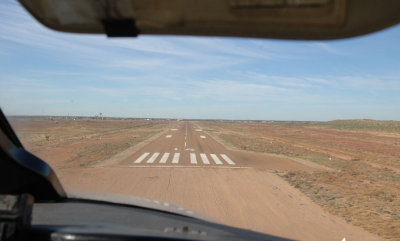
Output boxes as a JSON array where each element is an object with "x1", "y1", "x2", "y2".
[
  {"x1": 196, "y1": 120, "x2": 400, "y2": 240},
  {"x1": 282, "y1": 164, "x2": 400, "y2": 240},
  {"x1": 314, "y1": 119, "x2": 400, "y2": 133}
]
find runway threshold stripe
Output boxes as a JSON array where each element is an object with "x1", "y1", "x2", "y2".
[
  {"x1": 190, "y1": 153, "x2": 197, "y2": 164},
  {"x1": 210, "y1": 154, "x2": 223, "y2": 165},
  {"x1": 147, "y1": 152, "x2": 160, "y2": 163},
  {"x1": 159, "y1": 153, "x2": 170, "y2": 163},
  {"x1": 172, "y1": 153, "x2": 180, "y2": 164},
  {"x1": 221, "y1": 154, "x2": 235, "y2": 165},
  {"x1": 125, "y1": 165, "x2": 249, "y2": 169},
  {"x1": 134, "y1": 152, "x2": 150, "y2": 163},
  {"x1": 200, "y1": 153, "x2": 210, "y2": 164}
]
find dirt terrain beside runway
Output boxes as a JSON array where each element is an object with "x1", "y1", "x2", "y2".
[
  {"x1": 9, "y1": 118, "x2": 390, "y2": 241},
  {"x1": 197, "y1": 120, "x2": 400, "y2": 240},
  {"x1": 9, "y1": 118, "x2": 173, "y2": 168}
]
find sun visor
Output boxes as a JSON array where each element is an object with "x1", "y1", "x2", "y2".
[{"x1": 18, "y1": 0, "x2": 400, "y2": 39}]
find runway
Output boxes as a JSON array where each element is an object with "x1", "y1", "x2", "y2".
[
  {"x1": 120, "y1": 122, "x2": 242, "y2": 167},
  {"x1": 58, "y1": 121, "x2": 380, "y2": 241}
]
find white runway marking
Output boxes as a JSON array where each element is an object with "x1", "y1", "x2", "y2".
[
  {"x1": 200, "y1": 135, "x2": 206, "y2": 139},
  {"x1": 200, "y1": 153, "x2": 210, "y2": 165},
  {"x1": 134, "y1": 152, "x2": 150, "y2": 163},
  {"x1": 221, "y1": 154, "x2": 235, "y2": 165},
  {"x1": 174, "y1": 148, "x2": 178, "y2": 151},
  {"x1": 134, "y1": 153, "x2": 235, "y2": 166},
  {"x1": 190, "y1": 153, "x2": 197, "y2": 164},
  {"x1": 165, "y1": 135, "x2": 172, "y2": 138},
  {"x1": 195, "y1": 129, "x2": 202, "y2": 132},
  {"x1": 172, "y1": 153, "x2": 180, "y2": 164},
  {"x1": 147, "y1": 152, "x2": 160, "y2": 163},
  {"x1": 171, "y1": 129, "x2": 178, "y2": 131},
  {"x1": 210, "y1": 154, "x2": 223, "y2": 165},
  {"x1": 159, "y1": 152, "x2": 170, "y2": 163},
  {"x1": 184, "y1": 141, "x2": 187, "y2": 147},
  {"x1": 126, "y1": 165, "x2": 249, "y2": 169}
]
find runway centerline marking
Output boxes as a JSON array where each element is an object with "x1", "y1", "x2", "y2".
[
  {"x1": 172, "y1": 153, "x2": 180, "y2": 164},
  {"x1": 134, "y1": 152, "x2": 150, "y2": 163},
  {"x1": 171, "y1": 129, "x2": 178, "y2": 131},
  {"x1": 200, "y1": 135, "x2": 206, "y2": 139},
  {"x1": 165, "y1": 135, "x2": 172, "y2": 138},
  {"x1": 147, "y1": 152, "x2": 160, "y2": 163},
  {"x1": 221, "y1": 154, "x2": 235, "y2": 165},
  {"x1": 210, "y1": 154, "x2": 223, "y2": 165},
  {"x1": 159, "y1": 152, "x2": 170, "y2": 163},
  {"x1": 195, "y1": 129, "x2": 202, "y2": 132},
  {"x1": 190, "y1": 153, "x2": 197, "y2": 164},
  {"x1": 200, "y1": 153, "x2": 210, "y2": 165}
]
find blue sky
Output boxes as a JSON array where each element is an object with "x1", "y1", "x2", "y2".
[{"x1": 0, "y1": 0, "x2": 399, "y2": 121}]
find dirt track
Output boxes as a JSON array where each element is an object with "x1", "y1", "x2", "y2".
[{"x1": 55, "y1": 121, "x2": 380, "y2": 241}]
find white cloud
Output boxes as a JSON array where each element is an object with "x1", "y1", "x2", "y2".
[
  {"x1": 111, "y1": 57, "x2": 168, "y2": 69},
  {"x1": 312, "y1": 41, "x2": 347, "y2": 56},
  {"x1": 247, "y1": 73, "x2": 317, "y2": 88},
  {"x1": 333, "y1": 75, "x2": 400, "y2": 90},
  {"x1": 186, "y1": 37, "x2": 297, "y2": 60}
]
